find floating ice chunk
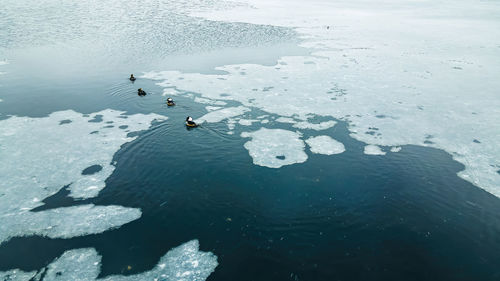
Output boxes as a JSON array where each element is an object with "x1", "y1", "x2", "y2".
[
  {"x1": 364, "y1": 145, "x2": 386, "y2": 155},
  {"x1": 0, "y1": 60, "x2": 8, "y2": 66},
  {"x1": 205, "y1": 106, "x2": 222, "y2": 112},
  {"x1": 261, "y1": 119, "x2": 269, "y2": 124},
  {"x1": 241, "y1": 128, "x2": 307, "y2": 168},
  {"x1": 102, "y1": 240, "x2": 217, "y2": 281},
  {"x1": 3, "y1": 240, "x2": 217, "y2": 281},
  {"x1": 194, "y1": 97, "x2": 227, "y2": 106},
  {"x1": 293, "y1": 120, "x2": 336, "y2": 131},
  {"x1": 390, "y1": 146, "x2": 402, "y2": 152},
  {"x1": 0, "y1": 269, "x2": 36, "y2": 281},
  {"x1": 43, "y1": 248, "x2": 101, "y2": 281},
  {"x1": 275, "y1": 117, "x2": 296, "y2": 124},
  {"x1": 0, "y1": 109, "x2": 166, "y2": 244},
  {"x1": 306, "y1": 136, "x2": 345, "y2": 155},
  {"x1": 238, "y1": 119, "x2": 259, "y2": 126},
  {"x1": 162, "y1": 88, "x2": 181, "y2": 97},
  {"x1": 196, "y1": 106, "x2": 249, "y2": 123},
  {"x1": 0, "y1": 204, "x2": 141, "y2": 245}
]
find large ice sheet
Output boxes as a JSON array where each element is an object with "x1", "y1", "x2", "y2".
[
  {"x1": 146, "y1": 0, "x2": 500, "y2": 197},
  {"x1": 1, "y1": 240, "x2": 217, "y2": 281},
  {"x1": 306, "y1": 136, "x2": 345, "y2": 155},
  {"x1": 0, "y1": 109, "x2": 166, "y2": 245},
  {"x1": 241, "y1": 128, "x2": 307, "y2": 168}
]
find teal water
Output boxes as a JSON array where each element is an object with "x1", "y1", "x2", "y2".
[{"x1": 1, "y1": 1, "x2": 500, "y2": 280}]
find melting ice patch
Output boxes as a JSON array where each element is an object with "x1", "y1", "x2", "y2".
[
  {"x1": 293, "y1": 120, "x2": 336, "y2": 131},
  {"x1": 0, "y1": 109, "x2": 166, "y2": 245},
  {"x1": 306, "y1": 136, "x2": 345, "y2": 155},
  {"x1": 0, "y1": 204, "x2": 141, "y2": 245},
  {"x1": 1, "y1": 240, "x2": 217, "y2": 281},
  {"x1": 364, "y1": 145, "x2": 386, "y2": 156},
  {"x1": 145, "y1": 0, "x2": 500, "y2": 198},
  {"x1": 196, "y1": 106, "x2": 249, "y2": 123},
  {"x1": 0, "y1": 269, "x2": 36, "y2": 281},
  {"x1": 390, "y1": 146, "x2": 402, "y2": 153},
  {"x1": 241, "y1": 128, "x2": 307, "y2": 168}
]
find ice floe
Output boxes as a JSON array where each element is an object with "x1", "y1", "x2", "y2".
[
  {"x1": 196, "y1": 106, "x2": 249, "y2": 123},
  {"x1": 194, "y1": 97, "x2": 227, "y2": 106},
  {"x1": 241, "y1": 128, "x2": 307, "y2": 168},
  {"x1": 275, "y1": 117, "x2": 296, "y2": 124},
  {"x1": 145, "y1": 0, "x2": 500, "y2": 198},
  {"x1": 1, "y1": 240, "x2": 217, "y2": 281},
  {"x1": 0, "y1": 109, "x2": 166, "y2": 245},
  {"x1": 0, "y1": 204, "x2": 141, "y2": 245},
  {"x1": 205, "y1": 106, "x2": 222, "y2": 112},
  {"x1": 306, "y1": 136, "x2": 345, "y2": 155},
  {"x1": 0, "y1": 269, "x2": 36, "y2": 281},
  {"x1": 364, "y1": 145, "x2": 386, "y2": 156},
  {"x1": 238, "y1": 119, "x2": 259, "y2": 126},
  {"x1": 293, "y1": 120, "x2": 336, "y2": 131},
  {"x1": 390, "y1": 146, "x2": 402, "y2": 153}
]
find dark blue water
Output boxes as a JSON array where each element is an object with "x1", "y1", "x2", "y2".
[
  {"x1": 1, "y1": 1, "x2": 500, "y2": 280},
  {"x1": 2, "y1": 72, "x2": 500, "y2": 280}
]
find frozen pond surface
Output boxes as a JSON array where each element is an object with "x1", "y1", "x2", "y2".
[{"x1": 1, "y1": 0, "x2": 500, "y2": 280}]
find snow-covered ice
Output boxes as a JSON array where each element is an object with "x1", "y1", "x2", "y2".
[
  {"x1": 241, "y1": 128, "x2": 307, "y2": 168},
  {"x1": 306, "y1": 136, "x2": 345, "y2": 155}
]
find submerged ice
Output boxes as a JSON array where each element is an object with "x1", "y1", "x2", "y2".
[
  {"x1": 1, "y1": 240, "x2": 218, "y2": 281},
  {"x1": 145, "y1": 0, "x2": 500, "y2": 198},
  {"x1": 0, "y1": 109, "x2": 166, "y2": 245}
]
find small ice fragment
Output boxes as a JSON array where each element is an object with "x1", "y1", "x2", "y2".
[
  {"x1": 293, "y1": 120, "x2": 336, "y2": 131},
  {"x1": 306, "y1": 136, "x2": 345, "y2": 155},
  {"x1": 390, "y1": 146, "x2": 402, "y2": 152},
  {"x1": 241, "y1": 128, "x2": 307, "y2": 168},
  {"x1": 196, "y1": 106, "x2": 250, "y2": 123},
  {"x1": 275, "y1": 117, "x2": 296, "y2": 124},
  {"x1": 205, "y1": 106, "x2": 222, "y2": 112},
  {"x1": 364, "y1": 145, "x2": 386, "y2": 155},
  {"x1": 238, "y1": 119, "x2": 258, "y2": 126}
]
